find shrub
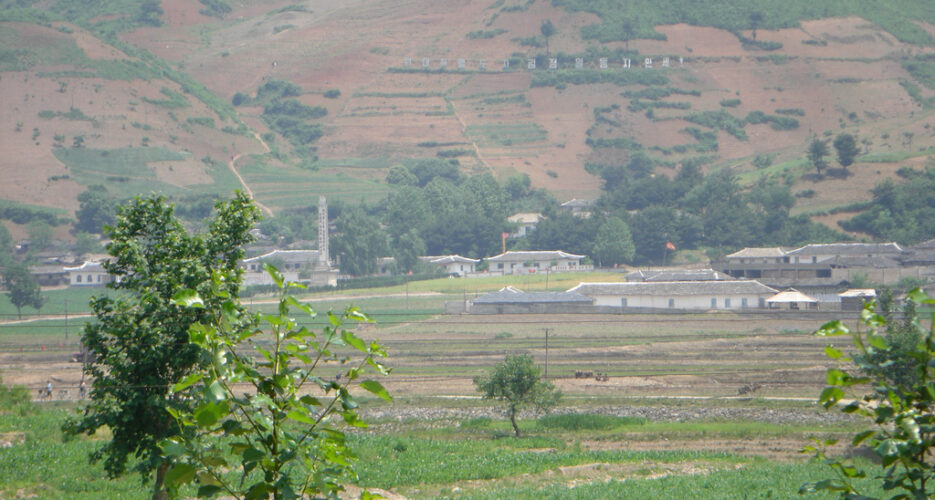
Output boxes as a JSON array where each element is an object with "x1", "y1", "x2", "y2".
[
  {"x1": 323, "y1": 88, "x2": 341, "y2": 99},
  {"x1": 537, "y1": 413, "x2": 647, "y2": 430}
]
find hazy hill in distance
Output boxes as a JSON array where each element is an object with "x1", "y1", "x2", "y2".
[{"x1": 2, "y1": 0, "x2": 935, "y2": 241}]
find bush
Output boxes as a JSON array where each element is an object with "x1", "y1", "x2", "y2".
[
  {"x1": 537, "y1": 413, "x2": 646, "y2": 431},
  {"x1": 720, "y1": 98, "x2": 741, "y2": 107},
  {"x1": 323, "y1": 88, "x2": 341, "y2": 99}
]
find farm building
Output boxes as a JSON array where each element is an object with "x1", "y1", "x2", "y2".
[
  {"x1": 766, "y1": 288, "x2": 819, "y2": 310},
  {"x1": 568, "y1": 280, "x2": 778, "y2": 310},
  {"x1": 64, "y1": 261, "x2": 113, "y2": 287},
  {"x1": 839, "y1": 289, "x2": 876, "y2": 311},
  {"x1": 29, "y1": 265, "x2": 68, "y2": 286},
  {"x1": 470, "y1": 286, "x2": 593, "y2": 314},
  {"x1": 486, "y1": 250, "x2": 589, "y2": 275}
]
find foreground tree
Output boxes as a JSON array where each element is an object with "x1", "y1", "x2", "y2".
[
  {"x1": 63, "y1": 193, "x2": 259, "y2": 500},
  {"x1": 3, "y1": 262, "x2": 44, "y2": 319},
  {"x1": 162, "y1": 265, "x2": 391, "y2": 499},
  {"x1": 474, "y1": 354, "x2": 560, "y2": 437},
  {"x1": 802, "y1": 290, "x2": 935, "y2": 498}
]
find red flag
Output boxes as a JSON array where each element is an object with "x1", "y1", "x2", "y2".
[
  {"x1": 665, "y1": 241, "x2": 676, "y2": 251},
  {"x1": 501, "y1": 232, "x2": 509, "y2": 253}
]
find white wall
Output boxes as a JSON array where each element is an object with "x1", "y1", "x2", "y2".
[{"x1": 592, "y1": 293, "x2": 769, "y2": 309}]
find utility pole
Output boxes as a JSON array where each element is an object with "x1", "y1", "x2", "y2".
[
  {"x1": 544, "y1": 328, "x2": 551, "y2": 378},
  {"x1": 64, "y1": 299, "x2": 68, "y2": 343}
]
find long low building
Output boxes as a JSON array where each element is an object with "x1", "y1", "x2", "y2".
[{"x1": 568, "y1": 280, "x2": 779, "y2": 310}]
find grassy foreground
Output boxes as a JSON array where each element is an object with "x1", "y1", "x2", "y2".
[{"x1": 0, "y1": 404, "x2": 881, "y2": 499}]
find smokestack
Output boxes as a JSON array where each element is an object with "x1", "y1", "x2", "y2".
[{"x1": 317, "y1": 195, "x2": 329, "y2": 267}]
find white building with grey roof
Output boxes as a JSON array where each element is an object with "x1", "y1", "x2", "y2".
[
  {"x1": 486, "y1": 250, "x2": 589, "y2": 275},
  {"x1": 568, "y1": 280, "x2": 779, "y2": 310}
]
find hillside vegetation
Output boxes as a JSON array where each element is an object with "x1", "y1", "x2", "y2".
[{"x1": 0, "y1": 0, "x2": 935, "y2": 247}]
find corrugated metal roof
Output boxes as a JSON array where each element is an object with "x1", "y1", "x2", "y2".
[
  {"x1": 767, "y1": 289, "x2": 818, "y2": 303},
  {"x1": 569, "y1": 280, "x2": 778, "y2": 296}
]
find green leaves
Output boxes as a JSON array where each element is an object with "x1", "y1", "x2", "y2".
[
  {"x1": 361, "y1": 380, "x2": 392, "y2": 401},
  {"x1": 160, "y1": 265, "x2": 390, "y2": 499},
  {"x1": 171, "y1": 289, "x2": 204, "y2": 308}
]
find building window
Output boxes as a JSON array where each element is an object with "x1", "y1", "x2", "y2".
[
  {"x1": 668, "y1": 298, "x2": 674, "y2": 308},
  {"x1": 621, "y1": 298, "x2": 627, "y2": 308},
  {"x1": 76, "y1": 275, "x2": 82, "y2": 283},
  {"x1": 812, "y1": 256, "x2": 817, "y2": 263},
  {"x1": 759, "y1": 297, "x2": 766, "y2": 308},
  {"x1": 711, "y1": 298, "x2": 717, "y2": 308},
  {"x1": 87, "y1": 274, "x2": 93, "y2": 283},
  {"x1": 497, "y1": 263, "x2": 503, "y2": 269},
  {"x1": 725, "y1": 298, "x2": 731, "y2": 308},
  {"x1": 741, "y1": 297, "x2": 748, "y2": 308}
]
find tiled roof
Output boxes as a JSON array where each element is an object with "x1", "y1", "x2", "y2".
[
  {"x1": 626, "y1": 269, "x2": 734, "y2": 282},
  {"x1": 786, "y1": 242, "x2": 905, "y2": 256},
  {"x1": 63, "y1": 261, "x2": 107, "y2": 272},
  {"x1": 507, "y1": 213, "x2": 543, "y2": 224},
  {"x1": 429, "y1": 255, "x2": 480, "y2": 264},
  {"x1": 725, "y1": 247, "x2": 787, "y2": 259},
  {"x1": 569, "y1": 280, "x2": 778, "y2": 296},
  {"x1": 486, "y1": 250, "x2": 585, "y2": 262}
]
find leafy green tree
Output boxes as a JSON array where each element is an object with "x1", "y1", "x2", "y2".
[
  {"x1": 26, "y1": 220, "x2": 53, "y2": 251},
  {"x1": 138, "y1": 0, "x2": 164, "y2": 26},
  {"x1": 0, "y1": 223, "x2": 13, "y2": 265},
  {"x1": 332, "y1": 208, "x2": 388, "y2": 276},
  {"x1": 162, "y1": 265, "x2": 390, "y2": 499},
  {"x1": 75, "y1": 185, "x2": 117, "y2": 234},
  {"x1": 807, "y1": 138, "x2": 830, "y2": 177},
  {"x1": 63, "y1": 193, "x2": 259, "y2": 500},
  {"x1": 540, "y1": 19, "x2": 556, "y2": 55},
  {"x1": 593, "y1": 217, "x2": 635, "y2": 267},
  {"x1": 804, "y1": 290, "x2": 935, "y2": 499},
  {"x1": 833, "y1": 133, "x2": 860, "y2": 169},
  {"x1": 385, "y1": 164, "x2": 418, "y2": 186},
  {"x1": 74, "y1": 232, "x2": 103, "y2": 257},
  {"x1": 3, "y1": 262, "x2": 44, "y2": 319},
  {"x1": 474, "y1": 354, "x2": 560, "y2": 437},
  {"x1": 393, "y1": 229, "x2": 426, "y2": 273},
  {"x1": 749, "y1": 11, "x2": 764, "y2": 40}
]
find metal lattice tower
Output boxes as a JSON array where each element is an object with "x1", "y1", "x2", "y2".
[{"x1": 317, "y1": 195, "x2": 329, "y2": 267}]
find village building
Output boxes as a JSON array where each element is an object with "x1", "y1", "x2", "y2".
[
  {"x1": 718, "y1": 242, "x2": 929, "y2": 288},
  {"x1": 625, "y1": 268, "x2": 734, "y2": 282},
  {"x1": 241, "y1": 249, "x2": 337, "y2": 287},
  {"x1": 420, "y1": 255, "x2": 480, "y2": 276},
  {"x1": 568, "y1": 280, "x2": 778, "y2": 310},
  {"x1": 766, "y1": 288, "x2": 819, "y2": 310},
  {"x1": 29, "y1": 264, "x2": 69, "y2": 287},
  {"x1": 559, "y1": 198, "x2": 593, "y2": 217},
  {"x1": 64, "y1": 261, "x2": 114, "y2": 286},
  {"x1": 839, "y1": 289, "x2": 877, "y2": 311},
  {"x1": 469, "y1": 286, "x2": 593, "y2": 314},
  {"x1": 486, "y1": 250, "x2": 589, "y2": 275},
  {"x1": 506, "y1": 213, "x2": 542, "y2": 238}
]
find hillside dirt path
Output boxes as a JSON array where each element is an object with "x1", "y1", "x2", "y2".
[
  {"x1": 228, "y1": 132, "x2": 274, "y2": 217},
  {"x1": 448, "y1": 97, "x2": 493, "y2": 172}
]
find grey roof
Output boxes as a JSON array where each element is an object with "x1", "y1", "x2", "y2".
[
  {"x1": 243, "y1": 249, "x2": 319, "y2": 264},
  {"x1": 424, "y1": 255, "x2": 479, "y2": 264},
  {"x1": 831, "y1": 255, "x2": 902, "y2": 268},
  {"x1": 902, "y1": 250, "x2": 935, "y2": 265},
  {"x1": 472, "y1": 290, "x2": 593, "y2": 305},
  {"x1": 560, "y1": 198, "x2": 593, "y2": 208},
  {"x1": 786, "y1": 242, "x2": 905, "y2": 256},
  {"x1": 487, "y1": 250, "x2": 585, "y2": 262},
  {"x1": 64, "y1": 261, "x2": 107, "y2": 272},
  {"x1": 625, "y1": 269, "x2": 734, "y2": 282},
  {"x1": 725, "y1": 247, "x2": 787, "y2": 259},
  {"x1": 569, "y1": 280, "x2": 778, "y2": 296},
  {"x1": 911, "y1": 239, "x2": 935, "y2": 250}
]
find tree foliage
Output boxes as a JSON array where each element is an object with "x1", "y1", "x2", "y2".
[
  {"x1": 75, "y1": 185, "x2": 118, "y2": 235},
  {"x1": 162, "y1": 265, "x2": 390, "y2": 499},
  {"x1": 592, "y1": 216, "x2": 635, "y2": 266},
  {"x1": 332, "y1": 207, "x2": 388, "y2": 276},
  {"x1": 808, "y1": 138, "x2": 830, "y2": 177},
  {"x1": 803, "y1": 290, "x2": 935, "y2": 498},
  {"x1": 63, "y1": 193, "x2": 259, "y2": 499},
  {"x1": 3, "y1": 262, "x2": 44, "y2": 319},
  {"x1": 474, "y1": 354, "x2": 560, "y2": 437},
  {"x1": 833, "y1": 133, "x2": 860, "y2": 169}
]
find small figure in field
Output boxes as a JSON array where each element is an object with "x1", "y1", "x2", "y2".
[
  {"x1": 44, "y1": 380, "x2": 53, "y2": 399},
  {"x1": 78, "y1": 380, "x2": 87, "y2": 400}
]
